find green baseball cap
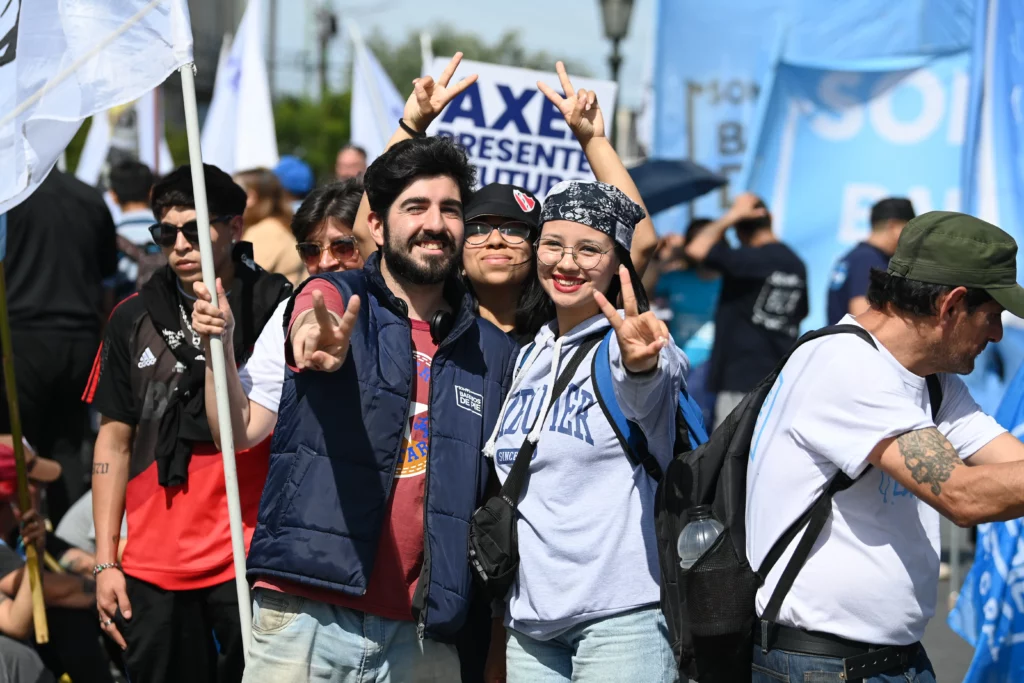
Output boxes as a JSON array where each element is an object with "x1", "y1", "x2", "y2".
[{"x1": 888, "y1": 210, "x2": 1024, "y2": 317}]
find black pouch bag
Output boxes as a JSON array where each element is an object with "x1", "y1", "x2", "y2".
[{"x1": 468, "y1": 334, "x2": 602, "y2": 602}]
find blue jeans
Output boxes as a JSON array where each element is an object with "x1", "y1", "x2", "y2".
[
  {"x1": 241, "y1": 589, "x2": 461, "y2": 683},
  {"x1": 505, "y1": 606, "x2": 678, "y2": 683},
  {"x1": 752, "y1": 644, "x2": 936, "y2": 683}
]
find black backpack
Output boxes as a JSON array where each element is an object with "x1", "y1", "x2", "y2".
[{"x1": 654, "y1": 325, "x2": 943, "y2": 681}]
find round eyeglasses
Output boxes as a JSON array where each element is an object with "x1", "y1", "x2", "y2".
[{"x1": 534, "y1": 238, "x2": 611, "y2": 271}]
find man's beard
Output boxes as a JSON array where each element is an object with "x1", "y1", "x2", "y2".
[
  {"x1": 937, "y1": 324, "x2": 984, "y2": 375},
  {"x1": 381, "y1": 219, "x2": 461, "y2": 286}
]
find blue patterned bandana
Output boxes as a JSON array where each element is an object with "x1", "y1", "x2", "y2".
[{"x1": 540, "y1": 180, "x2": 646, "y2": 251}]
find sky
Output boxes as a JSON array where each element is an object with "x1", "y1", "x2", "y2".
[{"x1": 270, "y1": 0, "x2": 655, "y2": 109}]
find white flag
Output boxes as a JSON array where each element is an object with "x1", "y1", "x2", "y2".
[
  {"x1": 201, "y1": 0, "x2": 278, "y2": 174},
  {"x1": 0, "y1": 0, "x2": 193, "y2": 214},
  {"x1": 75, "y1": 88, "x2": 175, "y2": 186},
  {"x1": 348, "y1": 22, "x2": 406, "y2": 164}
]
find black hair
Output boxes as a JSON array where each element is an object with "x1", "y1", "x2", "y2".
[
  {"x1": 684, "y1": 218, "x2": 714, "y2": 246},
  {"x1": 735, "y1": 197, "x2": 772, "y2": 234},
  {"x1": 866, "y1": 269, "x2": 993, "y2": 317},
  {"x1": 291, "y1": 178, "x2": 364, "y2": 243},
  {"x1": 109, "y1": 160, "x2": 154, "y2": 205},
  {"x1": 513, "y1": 243, "x2": 649, "y2": 339},
  {"x1": 870, "y1": 197, "x2": 916, "y2": 228},
  {"x1": 363, "y1": 137, "x2": 476, "y2": 219},
  {"x1": 340, "y1": 143, "x2": 368, "y2": 159},
  {"x1": 151, "y1": 164, "x2": 247, "y2": 220}
]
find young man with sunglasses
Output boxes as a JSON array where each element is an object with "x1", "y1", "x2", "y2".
[
  {"x1": 192, "y1": 179, "x2": 365, "y2": 452},
  {"x1": 84, "y1": 164, "x2": 292, "y2": 683}
]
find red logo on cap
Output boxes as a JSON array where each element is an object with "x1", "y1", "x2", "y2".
[{"x1": 512, "y1": 189, "x2": 536, "y2": 213}]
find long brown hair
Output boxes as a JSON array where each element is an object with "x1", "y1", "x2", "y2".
[{"x1": 234, "y1": 167, "x2": 293, "y2": 228}]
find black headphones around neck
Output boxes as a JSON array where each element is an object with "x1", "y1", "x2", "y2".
[{"x1": 430, "y1": 310, "x2": 454, "y2": 344}]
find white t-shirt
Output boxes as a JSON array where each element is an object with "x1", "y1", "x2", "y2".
[
  {"x1": 239, "y1": 300, "x2": 287, "y2": 413},
  {"x1": 745, "y1": 315, "x2": 1005, "y2": 646}
]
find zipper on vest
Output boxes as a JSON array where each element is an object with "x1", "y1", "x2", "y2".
[{"x1": 412, "y1": 326, "x2": 461, "y2": 640}]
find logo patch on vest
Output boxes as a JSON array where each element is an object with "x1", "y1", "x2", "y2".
[{"x1": 455, "y1": 385, "x2": 483, "y2": 416}]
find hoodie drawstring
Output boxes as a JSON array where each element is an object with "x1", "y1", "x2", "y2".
[
  {"x1": 482, "y1": 342, "x2": 547, "y2": 459},
  {"x1": 526, "y1": 337, "x2": 564, "y2": 445}
]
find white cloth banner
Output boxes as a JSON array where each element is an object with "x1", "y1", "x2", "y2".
[
  {"x1": 200, "y1": 0, "x2": 277, "y2": 174},
  {"x1": 425, "y1": 58, "x2": 617, "y2": 199},
  {"x1": 75, "y1": 88, "x2": 175, "y2": 186},
  {"x1": 348, "y1": 23, "x2": 406, "y2": 165},
  {"x1": 0, "y1": 0, "x2": 193, "y2": 214}
]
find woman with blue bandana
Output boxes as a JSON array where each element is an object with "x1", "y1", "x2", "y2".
[{"x1": 482, "y1": 63, "x2": 682, "y2": 683}]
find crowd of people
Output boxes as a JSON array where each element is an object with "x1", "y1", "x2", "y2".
[{"x1": 1, "y1": 51, "x2": 1023, "y2": 683}]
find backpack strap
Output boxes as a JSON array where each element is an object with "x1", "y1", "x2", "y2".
[
  {"x1": 927, "y1": 374, "x2": 943, "y2": 422},
  {"x1": 592, "y1": 330, "x2": 665, "y2": 482},
  {"x1": 500, "y1": 334, "x2": 603, "y2": 506}
]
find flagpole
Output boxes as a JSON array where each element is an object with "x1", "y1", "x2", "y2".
[
  {"x1": 0, "y1": 252, "x2": 48, "y2": 644},
  {"x1": 178, "y1": 63, "x2": 252, "y2": 659}
]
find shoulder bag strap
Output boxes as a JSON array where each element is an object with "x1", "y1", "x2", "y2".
[
  {"x1": 926, "y1": 374, "x2": 943, "y2": 422},
  {"x1": 500, "y1": 334, "x2": 603, "y2": 506}
]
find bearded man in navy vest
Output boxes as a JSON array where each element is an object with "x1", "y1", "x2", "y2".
[{"x1": 242, "y1": 55, "x2": 519, "y2": 683}]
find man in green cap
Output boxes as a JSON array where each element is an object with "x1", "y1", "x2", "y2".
[{"x1": 745, "y1": 211, "x2": 1024, "y2": 682}]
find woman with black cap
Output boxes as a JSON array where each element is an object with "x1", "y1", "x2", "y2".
[{"x1": 481, "y1": 64, "x2": 681, "y2": 683}]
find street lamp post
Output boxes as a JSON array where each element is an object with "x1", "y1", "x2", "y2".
[{"x1": 598, "y1": 0, "x2": 635, "y2": 150}]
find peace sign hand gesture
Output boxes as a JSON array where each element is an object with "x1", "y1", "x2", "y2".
[
  {"x1": 404, "y1": 52, "x2": 479, "y2": 132},
  {"x1": 593, "y1": 266, "x2": 670, "y2": 374},
  {"x1": 536, "y1": 61, "x2": 605, "y2": 146},
  {"x1": 291, "y1": 290, "x2": 361, "y2": 372}
]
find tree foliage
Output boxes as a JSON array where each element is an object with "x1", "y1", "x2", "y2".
[
  {"x1": 368, "y1": 26, "x2": 590, "y2": 99},
  {"x1": 273, "y1": 91, "x2": 353, "y2": 183}
]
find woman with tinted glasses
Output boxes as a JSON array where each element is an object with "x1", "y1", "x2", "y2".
[
  {"x1": 190, "y1": 179, "x2": 365, "y2": 454},
  {"x1": 234, "y1": 168, "x2": 306, "y2": 286}
]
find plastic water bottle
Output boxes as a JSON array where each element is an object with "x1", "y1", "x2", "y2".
[{"x1": 677, "y1": 505, "x2": 724, "y2": 570}]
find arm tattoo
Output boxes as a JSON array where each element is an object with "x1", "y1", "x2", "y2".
[
  {"x1": 896, "y1": 428, "x2": 963, "y2": 496},
  {"x1": 92, "y1": 463, "x2": 109, "y2": 475}
]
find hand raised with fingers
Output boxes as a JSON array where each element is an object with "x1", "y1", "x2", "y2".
[
  {"x1": 192, "y1": 278, "x2": 234, "y2": 345},
  {"x1": 291, "y1": 290, "x2": 361, "y2": 372},
  {"x1": 593, "y1": 266, "x2": 671, "y2": 374},
  {"x1": 536, "y1": 61, "x2": 605, "y2": 145},
  {"x1": 404, "y1": 51, "x2": 479, "y2": 132}
]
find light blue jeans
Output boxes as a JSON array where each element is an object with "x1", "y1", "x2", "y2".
[
  {"x1": 242, "y1": 588, "x2": 462, "y2": 683},
  {"x1": 505, "y1": 606, "x2": 678, "y2": 683}
]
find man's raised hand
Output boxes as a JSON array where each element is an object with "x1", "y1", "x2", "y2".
[
  {"x1": 593, "y1": 266, "x2": 670, "y2": 374},
  {"x1": 291, "y1": 290, "x2": 361, "y2": 372},
  {"x1": 192, "y1": 279, "x2": 233, "y2": 345},
  {"x1": 537, "y1": 61, "x2": 605, "y2": 146},
  {"x1": 404, "y1": 52, "x2": 478, "y2": 132}
]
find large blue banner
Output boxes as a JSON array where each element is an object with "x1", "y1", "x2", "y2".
[
  {"x1": 962, "y1": 0, "x2": 1024, "y2": 268},
  {"x1": 948, "y1": 366, "x2": 1024, "y2": 681},
  {"x1": 745, "y1": 53, "x2": 971, "y2": 328}
]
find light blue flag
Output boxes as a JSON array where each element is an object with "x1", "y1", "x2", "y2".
[{"x1": 947, "y1": 358, "x2": 1024, "y2": 681}]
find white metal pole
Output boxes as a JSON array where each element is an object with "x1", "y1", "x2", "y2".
[{"x1": 179, "y1": 63, "x2": 252, "y2": 659}]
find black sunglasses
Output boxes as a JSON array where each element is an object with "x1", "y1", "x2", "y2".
[
  {"x1": 295, "y1": 238, "x2": 358, "y2": 265},
  {"x1": 148, "y1": 216, "x2": 235, "y2": 247}
]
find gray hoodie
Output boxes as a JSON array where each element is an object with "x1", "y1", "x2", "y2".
[{"x1": 485, "y1": 312, "x2": 688, "y2": 640}]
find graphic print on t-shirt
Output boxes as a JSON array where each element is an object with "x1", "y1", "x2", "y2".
[
  {"x1": 397, "y1": 352, "x2": 431, "y2": 479},
  {"x1": 751, "y1": 271, "x2": 805, "y2": 336}
]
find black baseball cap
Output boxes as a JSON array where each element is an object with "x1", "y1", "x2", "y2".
[
  {"x1": 871, "y1": 197, "x2": 916, "y2": 225},
  {"x1": 464, "y1": 184, "x2": 541, "y2": 228},
  {"x1": 888, "y1": 211, "x2": 1024, "y2": 317}
]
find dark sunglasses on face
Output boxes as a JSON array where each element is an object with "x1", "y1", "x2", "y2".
[
  {"x1": 295, "y1": 238, "x2": 358, "y2": 265},
  {"x1": 149, "y1": 216, "x2": 235, "y2": 247},
  {"x1": 464, "y1": 221, "x2": 533, "y2": 245}
]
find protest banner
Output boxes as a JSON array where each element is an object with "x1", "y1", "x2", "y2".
[
  {"x1": 425, "y1": 57, "x2": 617, "y2": 199},
  {"x1": 744, "y1": 52, "x2": 970, "y2": 327}
]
